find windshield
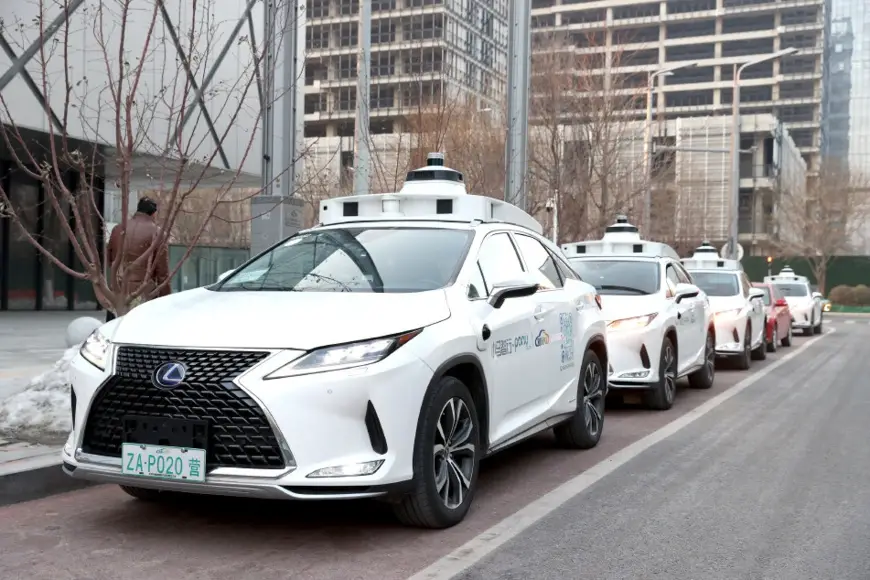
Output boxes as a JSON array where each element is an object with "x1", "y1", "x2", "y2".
[
  {"x1": 773, "y1": 282, "x2": 808, "y2": 297},
  {"x1": 568, "y1": 259, "x2": 660, "y2": 295},
  {"x1": 691, "y1": 272, "x2": 740, "y2": 297},
  {"x1": 217, "y1": 227, "x2": 473, "y2": 293}
]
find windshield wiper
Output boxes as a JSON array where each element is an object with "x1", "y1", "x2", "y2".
[{"x1": 597, "y1": 284, "x2": 648, "y2": 295}]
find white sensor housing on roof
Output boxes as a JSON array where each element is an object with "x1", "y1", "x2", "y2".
[
  {"x1": 764, "y1": 265, "x2": 808, "y2": 284},
  {"x1": 317, "y1": 153, "x2": 543, "y2": 234},
  {"x1": 561, "y1": 215, "x2": 680, "y2": 260},
  {"x1": 681, "y1": 241, "x2": 743, "y2": 271}
]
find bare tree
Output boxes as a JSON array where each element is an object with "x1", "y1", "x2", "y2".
[
  {"x1": 775, "y1": 164, "x2": 870, "y2": 293},
  {"x1": 528, "y1": 31, "x2": 648, "y2": 244},
  {"x1": 0, "y1": 0, "x2": 302, "y2": 315}
]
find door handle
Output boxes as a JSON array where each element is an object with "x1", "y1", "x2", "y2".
[{"x1": 534, "y1": 305, "x2": 553, "y2": 320}]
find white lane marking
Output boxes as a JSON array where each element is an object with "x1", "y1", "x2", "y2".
[
  {"x1": 409, "y1": 329, "x2": 836, "y2": 580},
  {"x1": 845, "y1": 320, "x2": 855, "y2": 324}
]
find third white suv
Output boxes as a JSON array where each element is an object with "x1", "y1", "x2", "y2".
[{"x1": 563, "y1": 217, "x2": 716, "y2": 411}]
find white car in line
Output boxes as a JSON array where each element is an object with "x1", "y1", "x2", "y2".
[
  {"x1": 764, "y1": 266, "x2": 823, "y2": 336},
  {"x1": 563, "y1": 217, "x2": 716, "y2": 411},
  {"x1": 681, "y1": 243, "x2": 767, "y2": 370},
  {"x1": 62, "y1": 154, "x2": 608, "y2": 529}
]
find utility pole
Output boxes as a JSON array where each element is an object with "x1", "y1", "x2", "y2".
[
  {"x1": 252, "y1": 0, "x2": 306, "y2": 256},
  {"x1": 504, "y1": 0, "x2": 531, "y2": 210},
  {"x1": 353, "y1": 0, "x2": 372, "y2": 196}
]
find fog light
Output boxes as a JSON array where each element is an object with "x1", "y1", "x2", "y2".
[
  {"x1": 307, "y1": 460, "x2": 384, "y2": 478},
  {"x1": 63, "y1": 432, "x2": 74, "y2": 455},
  {"x1": 619, "y1": 370, "x2": 650, "y2": 379}
]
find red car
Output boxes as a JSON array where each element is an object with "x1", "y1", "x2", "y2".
[{"x1": 752, "y1": 282, "x2": 793, "y2": 352}]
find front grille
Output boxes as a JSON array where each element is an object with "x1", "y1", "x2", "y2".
[{"x1": 81, "y1": 346, "x2": 286, "y2": 470}]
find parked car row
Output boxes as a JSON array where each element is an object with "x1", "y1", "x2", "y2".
[{"x1": 60, "y1": 154, "x2": 822, "y2": 532}]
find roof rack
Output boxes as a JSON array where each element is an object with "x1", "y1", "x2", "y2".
[
  {"x1": 561, "y1": 215, "x2": 680, "y2": 260},
  {"x1": 318, "y1": 153, "x2": 542, "y2": 234},
  {"x1": 681, "y1": 241, "x2": 743, "y2": 271}
]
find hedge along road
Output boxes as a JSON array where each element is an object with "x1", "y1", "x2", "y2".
[{"x1": 0, "y1": 331, "x2": 825, "y2": 580}]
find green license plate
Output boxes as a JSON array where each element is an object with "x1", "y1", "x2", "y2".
[{"x1": 121, "y1": 443, "x2": 206, "y2": 482}]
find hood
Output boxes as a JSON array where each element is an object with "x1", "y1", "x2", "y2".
[
  {"x1": 110, "y1": 287, "x2": 451, "y2": 350},
  {"x1": 598, "y1": 294, "x2": 663, "y2": 322},
  {"x1": 783, "y1": 295, "x2": 813, "y2": 310},
  {"x1": 707, "y1": 295, "x2": 746, "y2": 314}
]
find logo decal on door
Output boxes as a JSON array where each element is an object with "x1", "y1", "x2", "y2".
[
  {"x1": 559, "y1": 313, "x2": 575, "y2": 371},
  {"x1": 492, "y1": 335, "x2": 530, "y2": 358},
  {"x1": 535, "y1": 330, "x2": 550, "y2": 347}
]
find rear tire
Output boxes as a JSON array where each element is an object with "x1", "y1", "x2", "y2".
[
  {"x1": 766, "y1": 325, "x2": 778, "y2": 353},
  {"x1": 734, "y1": 324, "x2": 752, "y2": 370},
  {"x1": 554, "y1": 350, "x2": 605, "y2": 449},
  {"x1": 644, "y1": 337, "x2": 677, "y2": 411},
  {"x1": 688, "y1": 329, "x2": 715, "y2": 390},
  {"x1": 781, "y1": 324, "x2": 793, "y2": 347},
  {"x1": 119, "y1": 485, "x2": 166, "y2": 502},
  {"x1": 393, "y1": 376, "x2": 480, "y2": 529}
]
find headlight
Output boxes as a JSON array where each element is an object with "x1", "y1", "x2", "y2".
[
  {"x1": 265, "y1": 329, "x2": 422, "y2": 379},
  {"x1": 607, "y1": 313, "x2": 657, "y2": 332},
  {"x1": 823, "y1": 302, "x2": 831, "y2": 312},
  {"x1": 714, "y1": 308, "x2": 743, "y2": 321},
  {"x1": 80, "y1": 328, "x2": 111, "y2": 370}
]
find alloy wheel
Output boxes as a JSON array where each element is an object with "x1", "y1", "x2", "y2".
[
  {"x1": 663, "y1": 343, "x2": 677, "y2": 403},
  {"x1": 582, "y1": 360, "x2": 605, "y2": 438},
  {"x1": 433, "y1": 398, "x2": 476, "y2": 510}
]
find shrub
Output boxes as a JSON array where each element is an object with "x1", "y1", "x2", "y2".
[
  {"x1": 829, "y1": 285, "x2": 856, "y2": 306},
  {"x1": 853, "y1": 284, "x2": 870, "y2": 306}
]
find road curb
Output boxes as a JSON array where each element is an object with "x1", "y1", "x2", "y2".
[
  {"x1": 0, "y1": 450, "x2": 94, "y2": 507},
  {"x1": 825, "y1": 311, "x2": 870, "y2": 317}
]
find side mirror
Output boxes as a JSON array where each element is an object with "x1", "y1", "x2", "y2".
[
  {"x1": 749, "y1": 288, "x2": 766, "y2": 301},
  {"x1": 487, "y1": 273, "x2": 539, "y2": 309},
  {"x1": 812, "y1": 291, "x2": 823, "y2": 299},
  {"x1": 774, "y1": 298, "x2": 788, "y2": 307},
  {"x1": 674, "y1": 282, "x2": 700, "y2": 304},
  {"x1": 217, "y1": 270, "x2": 234, "y2": 283}
]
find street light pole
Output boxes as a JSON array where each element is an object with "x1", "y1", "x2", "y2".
[
  {"x1": 726, "y1": 47, "x2": 798, "y2": 260},
  {"x1": 642, "y1": 63, "x2": 696, "y2": 234}
]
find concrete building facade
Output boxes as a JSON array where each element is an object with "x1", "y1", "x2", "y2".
[{"x1": 529, "y1": 0, "x2": 828, "y2": 179}]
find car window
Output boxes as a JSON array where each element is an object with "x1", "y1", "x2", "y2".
[
  {"x1": 569, "y1": 259, "x2": 660, "y2": 295},
  {"x1": 673, "y1": 262, "x2": 692, "y2": 284},
  {"x1": 665, "y1": 265, "x2": 681, "y2": 294},
  {"x1": 774, "y1": 282, "x2": 809, "y2": 297},
  {"x1": 741, "y1": 273, "x2": 751, "y2": 298},
  {"x1": 467, "y1": 262, "x2": 487, "y2": 299},
  {"x1": 690, "y1": 271, "x2": 741, "y2": 297},
  {"x1": 756, "y1": 285, "x2": 772, "y2": 306},
  {"x1": 551, "y1": 251, "x2": 580, "y2": 282},
  {"x1": 513, "y1": 234, "x2": 563, "y2": 290},
  {"x1": 218, "y1": 227, "x2": 473, "y2": 293},
  {"x1": 477, "y1": 232, "x2": 526, "y2": 296}
]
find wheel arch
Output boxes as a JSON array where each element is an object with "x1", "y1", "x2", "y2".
[
  {"x1": 413, "y1": 354, "x2": 491, "y2": 465},
  {"x1": 663, "y1": 325, "x2": 678, "y2": 359},
  {"x1": 584, "y1": 333, "x2": 608, "y2": 379}
]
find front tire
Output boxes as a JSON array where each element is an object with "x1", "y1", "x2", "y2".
[
  {"x1": 752, "y1": 323, "x2": 767, "y2": 360},
  {"x1": 813, "y1": 314, "x2": 823, "y2": 334},
  {"x1": 688, "y1": 329, "x2": 715, "y2": 390},
  {"x1": 393, "y1": 376, "x2": 480, "y2": 529},
  {"x1": 644, "y1": 337, "x2": 677, "y2": 410},
  {"x1": 734, "y1": 324, "x2": 752, "y2": 370},
  {"x1": 554, "y1": 350, "x2": 605, "y2": 449}
]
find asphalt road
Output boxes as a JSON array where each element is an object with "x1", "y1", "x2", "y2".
[{"x1": 0, "y1": 317, "x2": 861, "y2": 580}]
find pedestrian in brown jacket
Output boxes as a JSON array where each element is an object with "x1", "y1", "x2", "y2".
[{"x1": 105, "y1": 197, "x2": 170, "y2": 321}]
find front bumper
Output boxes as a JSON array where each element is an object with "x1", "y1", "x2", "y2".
[
  {"x1": 713, "y1": 316, "x2": 746, "y2": 357},
  {"x1": 63, "y1": 344, "x2": 434, "y2": 500},
  {"x1": 606, "y1": 325, "x2": 661, "y2": 389},
  {"x1": 790, "y1": 308, "x2": 813, "y2": 328}
]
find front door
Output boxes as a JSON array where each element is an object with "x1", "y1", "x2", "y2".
[{"x1": 666, "y1": 263, "x2": 696, "y2": 372}]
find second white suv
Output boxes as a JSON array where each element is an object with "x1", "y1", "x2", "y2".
[{"x1": 563, "y1": 217, "x2": 716, "y2": 411}]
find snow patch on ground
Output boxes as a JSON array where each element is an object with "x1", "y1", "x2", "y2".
[{"x1": 0, "y1": 345, "x2": 79, "y2": 444}]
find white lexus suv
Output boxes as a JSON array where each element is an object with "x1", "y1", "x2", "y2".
[
  {"x1": 682, "y1": 243, "x2": 767, "y2": 370},
  {"x1": 62, "y1": 154, "x2": 608, "y2": 529},
  {"x1": 764, "y1": 266, "x2": 823, "y2": 336},
  {"x1": 563, "y1": 217, "x2": 715, "y2": 411}
]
